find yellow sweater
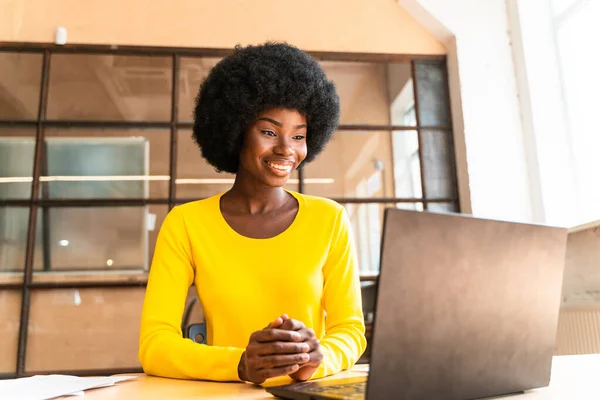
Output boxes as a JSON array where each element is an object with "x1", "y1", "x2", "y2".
[{"x1": 139, "y1": 191, "x2": 366, "y2": 382}]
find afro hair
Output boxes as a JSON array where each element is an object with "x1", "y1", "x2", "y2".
[{"x1": 192, "y1": 42, "x2": 340, "y2": 174}]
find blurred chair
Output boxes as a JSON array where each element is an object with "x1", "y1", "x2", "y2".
[{"x1": 182, "y1": 297, "x2": 207, "y2": 344}]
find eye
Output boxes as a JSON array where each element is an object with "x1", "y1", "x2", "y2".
[
  {"x1": 292, "y1": 135, "x2": 305, "y2": 140},
  {"x1": 261, "y1": 130, "x2": 276, "y2": 137}
]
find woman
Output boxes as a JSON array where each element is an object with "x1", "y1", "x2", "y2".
[{"x1": 139, "y1": 42, "x2": 366, "y2": 384}]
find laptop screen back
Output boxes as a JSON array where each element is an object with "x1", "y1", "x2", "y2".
[{"x1": 367, "y1": 209, "x2": 567, "y2": 400}]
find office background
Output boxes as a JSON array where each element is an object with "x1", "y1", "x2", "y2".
[{"x1": 0, "y1": 0, "x2": 598, "y2": 380}]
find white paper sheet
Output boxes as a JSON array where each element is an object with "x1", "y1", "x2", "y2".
[{"x1": 0, "y1": 374, "x2": 136, "y2": 400}]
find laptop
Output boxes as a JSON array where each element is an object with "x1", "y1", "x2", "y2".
[{"x1": 266, "y1": 208, "x2": 567, "y2": 400}]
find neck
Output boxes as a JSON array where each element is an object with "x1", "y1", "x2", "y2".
[{"x1": 224, "y1": 169, "x2": 288, "y2": 215}]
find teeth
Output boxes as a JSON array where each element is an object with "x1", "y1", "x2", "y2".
[{"x1": 267, "y1": 162, "x2": 292, "y2": 171}]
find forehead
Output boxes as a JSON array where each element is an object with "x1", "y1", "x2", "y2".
[{"x1": 256, "y1": 108, "x2": 307, "y2": 125}]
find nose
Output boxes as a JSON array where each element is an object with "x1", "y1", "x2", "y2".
[{"x1": 273, "y1": 136, "x2": 294, "y2": 157}]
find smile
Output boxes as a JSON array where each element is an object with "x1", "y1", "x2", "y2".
[{"x1": 266, "y1": 161, "x2": 293, "y2": 175}]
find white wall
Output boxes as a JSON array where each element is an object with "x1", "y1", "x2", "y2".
[
  {"x1": 514, "y1": 0, "x2": 600, "y2": 228},
  {"x1": 401, "y1": 0, "x2": 600, "y2": 228},
  {"x1": 399, "y1": 0, "x2": 536, "y2": 224},
  {"x1": 507, "y1": 0, "x2": 578, "y2": 228}
]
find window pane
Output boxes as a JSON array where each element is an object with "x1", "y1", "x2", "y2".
[
  {"x1": 321, "y1": 61, "x2": 413, "y2": 126},
  {"x1": 388, "y1": 63, "x2": 416, "y2": 127},
  {"x1": 0, "y1": 52, "x2": 42, "y2": 120},
  {"x1": 179, "y1": 60, "x2": 416, "y2": 128},
  {"x1": 176, "y1": 130, "x2": 298, "y2": 199},
  {"x1": 0, "y1": 128, "x2": 36, "y2": 199},
  {"x1": 0, "y1": 207, "x2": 29, "y2": 273},
  {"x1": 420, "y1": 130, "x2": 457, "y2": 200},
  {"x1": 26, "y1": 288, "x2": 144, "y2": 372},
  {"x1": 0, "y1": 290, "x2": 21, "y2": 373},
  {"x1": 427, "y1": 202, "x2": 459, "y2": 213},
  {"x1": 345, "y1": 203, "x2": 385, "y2": 275},
  {"x1": 303, "y1": 131, "x2": 394, "y2": 198},
  {"x1": 176, "y1": 129, "x2": 235, "y2": 198},
  {"x1": 47, "y1": 54, "x2": 172, "y2": 121},
  {"x1": 414, "y1": 61, "x2": 451, "y2": 127},
  {"x1": 392, "y1": 130, "x2": 423, "y2": 198},
  {"x1": 41, "y1": 129, "x2": 170, "y2": 199},
  {"x1": 33, "y1": 205, "x2": 168, "y2": 272},
  {"x1": 344, "y1": 202, "x2": 423, "y2": 275},
  {"x1": 178, "y1": 57, "x2": 222, "y2": 122}
]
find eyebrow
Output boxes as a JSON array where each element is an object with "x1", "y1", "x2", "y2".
[{"x1": 258, "y1": 117, "x2": 306, "y2": 129}]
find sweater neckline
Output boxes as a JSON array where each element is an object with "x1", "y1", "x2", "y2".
[{"x1": 215, "y1": 189, "x2": 305, "y2": 241}]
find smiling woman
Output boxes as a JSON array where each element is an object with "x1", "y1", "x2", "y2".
[
  {"x1": 139, "y1": 44, "x2": 366, "y2": 383},
  {"x1": 139, "y1": 42, "x2": 366, "y2": 384}
]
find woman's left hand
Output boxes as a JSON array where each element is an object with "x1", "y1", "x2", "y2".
[{"x1": 279, "y1": 317, "x2": 323, "y2": 381}]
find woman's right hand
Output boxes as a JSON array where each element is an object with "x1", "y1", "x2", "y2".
[{"x1": 238, "y1": 316, "x2": 311, "y2": 384}]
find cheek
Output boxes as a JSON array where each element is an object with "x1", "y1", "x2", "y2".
[
  {"x1": 239, "y1": 135, "x2": 267, "y2": 162},
  {"x1": 297, "y1": 143, "x2": 308, "y2": 162}
]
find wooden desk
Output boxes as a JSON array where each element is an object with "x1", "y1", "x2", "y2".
[{"x1": 67, "y1": 355, "x2": 600, "y2": 399}]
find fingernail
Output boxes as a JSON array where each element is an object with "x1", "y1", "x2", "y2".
[
  {"x1": 301, "y1": 343, "x2": 310, "y2": 351},
  {"x1": 301, "y1": 354, "x2": 310, "y2": 361},
  {"x1": 292, "y1": 332, "x2": 302, "y2": 340}
]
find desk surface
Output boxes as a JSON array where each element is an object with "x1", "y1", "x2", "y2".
[{"x1": 68, "y1": 355, "x2": 600, "y2": 399}]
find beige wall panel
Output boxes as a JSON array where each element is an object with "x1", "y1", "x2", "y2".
[
  {"x1": 26, "y1": 288, "x2": 145, "y2": 371},
  {"x1": 0, "y1": 0, "x2": 445, "y2": 55},
  {"x1": 0, "y1": 290, "x2": 21, "y2": 373}
]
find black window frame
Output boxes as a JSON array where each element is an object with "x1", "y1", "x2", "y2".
[{"x1": 0, "y1": 42, "x2": 459, "y2": 377}]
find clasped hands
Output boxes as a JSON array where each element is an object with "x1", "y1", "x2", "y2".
[{"x1": 238, "y1": 314, "x2": 323, "y2": 384}]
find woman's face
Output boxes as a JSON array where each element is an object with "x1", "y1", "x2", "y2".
[{"x1": 238, "y1": 107, "x2": 308, "y2": 188}]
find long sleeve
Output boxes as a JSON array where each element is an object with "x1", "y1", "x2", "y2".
[
  {"x1": 311, "y1": 207, "x2": 367, "y2": 379},
  {"x1": 138, "y1": 206, "x2": 244, "y2": 382}
]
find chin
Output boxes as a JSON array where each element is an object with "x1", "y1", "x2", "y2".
[
  {"x1": 263, "y1": 176, "x2": 290, "y2": 188},
  {"x1": 259, "y1": 168, "x2": 293, "y2": 188}
]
